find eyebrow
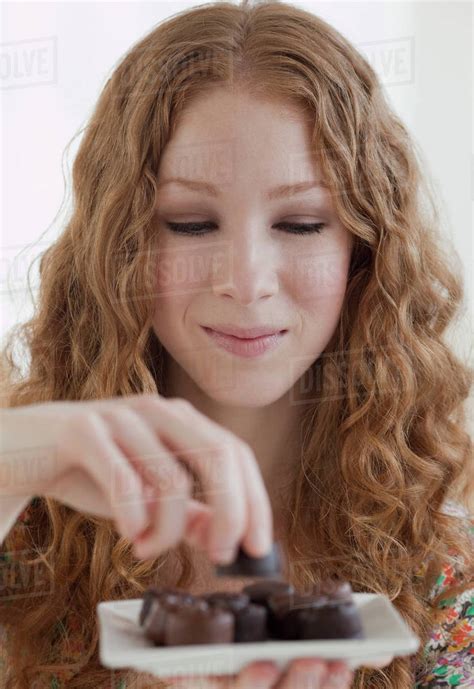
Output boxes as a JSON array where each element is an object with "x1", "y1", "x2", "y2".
[{"x1": 156, "y1": 177, "x2": 329, "y2": 200}]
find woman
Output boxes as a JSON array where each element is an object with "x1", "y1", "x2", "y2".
[{"x1": 0, "y1": 1, "x2": 472, "y2": 688}]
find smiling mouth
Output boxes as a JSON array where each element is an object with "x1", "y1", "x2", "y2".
[{"x1": 201, "y1": 326, "x2": 288, "y2": 358}]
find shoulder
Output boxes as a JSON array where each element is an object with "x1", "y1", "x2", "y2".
[
  {"x1": 431, "y1": 501, "x2": 473, "y2": 602},
  {"x1": 413, "y1": 501, "x2": 473, "y2": 600},
  {"x1": 414, "y1": 501, "x2": 474, "y2": 688}
]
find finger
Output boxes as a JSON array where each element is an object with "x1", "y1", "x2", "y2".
[
  {"x1": 273, "y1": 658, "x2": 329, "y2": 689},
  {"x1": 133, "y1": 480, "x2": 213, "y2": 555},
  {"x1": 164, "y1": 673, "x2": 233, "y2": 688},
  {"x1": 321, "y1": 661, "x2": 354, "y2": 689},
  {"x1": 363, "y1": 656, "x2": 393, "y2": 668},
  {"x1": 63, "y1": 413, "x2": 149, "y2": 541},
  {"x1": 165, "y1": 398, "x2": 273, "y2": 560},
  {"x1": 126, "y1": 395, "x2": 250, "y2": 564},
  {"x1": 182, "y1": 498, "x2": 213, "y2": 549},
  {"x1": 234, "y1": 661, "x2": 280, "y2": 688},
  {"x1": 45, "y1": 465, "x2": 112, "y2": 518},
  {"x1": 98, "y1": 407, "x2": 192, "y2": 557},
  {"x1": 237, "y1": 446, "x2": 274, "y2": 558}
]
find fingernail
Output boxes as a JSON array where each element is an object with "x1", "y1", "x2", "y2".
[
  {"x1": 186, "y1": 518, "x2": 208, "y2": 550},
  {"x1": 294, "y1": 666, "x2": 326, "y2": 689},
  {"x1": 325, "y1": 667, "x2": 353, "y2": 688},
  {"x1": 133, "y1": 537, "x2": 155, "y2": 560},
  {"x1": 246, "y1": 662, "x2": 280, "y2": 688},
  {"x1": 124, "y1": 498, "x2": 149, "y2": 540},
  {"x1": 210, "y1": 543, "x2": 237, "y2": 564},
  {"x1": 290, "y1": 660, "x2": 325, "y2": 686},
  {"x1": 256, "y1": 661, "x2": 279, "y2": 672},
  {"x1": 186, "y1": 529, "x2": 201, "y2": 548},
  {"x1": 133, "y1": 542, "x2": 147, "y2": 560},
  {"x1": 250, "y1": 525, "x2": 272, "y2": 556}
]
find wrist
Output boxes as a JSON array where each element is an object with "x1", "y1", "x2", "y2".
[{"x1": 0, "y1": 407, "x2": 59, "y2": 498}]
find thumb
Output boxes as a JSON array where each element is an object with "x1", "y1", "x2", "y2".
[
  {"x1": 164, "y1": 673, "x2": 233, "y2": 688},
  {"x1": 365, "y1": 656, "x2": 394, "y2": 668}
]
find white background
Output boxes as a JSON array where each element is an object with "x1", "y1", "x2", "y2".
[{"x1": 1, "y1": 1, "x2": 472, "y2": 390}]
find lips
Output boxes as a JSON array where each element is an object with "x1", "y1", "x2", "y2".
[
  {"x1": 201, "y1": 326, "x2": 287, "y2": 358},
  {"x1": 202, "y1": 324, "x2": 287, "y2": 339}
]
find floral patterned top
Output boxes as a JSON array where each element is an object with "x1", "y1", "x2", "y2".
[
  {"x1": 413, "y1": 502, "x2": 473, "y2": 688},
  {"x1": 1, "y1": 499, "x2": 473, "y2": 688}
]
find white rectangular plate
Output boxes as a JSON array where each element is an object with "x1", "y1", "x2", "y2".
[{"x1": 98, "y1": 594, "x2": 419, "y2": 677}]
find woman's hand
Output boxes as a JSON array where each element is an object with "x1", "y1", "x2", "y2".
[
  {"x1": 1, "y1": 393, "x2": 273, "y2": 564},
  {"x1": 162, "y1": 655, "x2": 393, "y2": 688},
  {"x1": 163, "y1": 658, "x2": 354, "y2": 689}
]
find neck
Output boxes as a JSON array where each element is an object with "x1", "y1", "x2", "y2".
[{"x1": 162, "y1": 355, "x2": 305, "y2": 536}]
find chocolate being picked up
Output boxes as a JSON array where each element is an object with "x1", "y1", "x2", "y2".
[{"x1": 214, "y1": 542, "x2": 283, "y2": 578}]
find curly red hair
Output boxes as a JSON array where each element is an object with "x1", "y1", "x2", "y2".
[{"x1": 1, "y1": 1, "x2": 472, "y2": 687}]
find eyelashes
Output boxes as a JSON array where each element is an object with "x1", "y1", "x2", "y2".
[{"x1": 165, "y1": 221, "x2": 326, "y2": 236}]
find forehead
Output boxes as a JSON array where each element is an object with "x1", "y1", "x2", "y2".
[{"x1": 156, "y1": 89, "x2": 323, "y2": 190}]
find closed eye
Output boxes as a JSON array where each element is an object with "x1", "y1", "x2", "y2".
[{"x1": 165, "y1": 221, "x2": 326, "y2": 236}]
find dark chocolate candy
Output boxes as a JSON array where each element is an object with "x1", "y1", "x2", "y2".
[
  {"x1": 309, "y1": 579, "x2": 354, "y2": 603},
  {"x1": 158, "y1": 589, "x2": 197, "y2": 608},
  {"x1": 142, "y1": 597, "x2": 168, "y2": 645},
  {"x1": 242, "y1": 579, "x2": 294, "y2": 607},
  {"x1": 164, "y1": 604, "x2": 234, "y2": 645},
  {"x1": 268, "y1": 591, "x2": 328, "y2": 615},
  {"x1": 233, "y1": 602, "x2": 268, "y2": 642},
  {"x1": 139, "y1": 586, "x2": 165, "y2": 626},
  {"x1": 204, "y1": 591, "x2": 250, "y2": 613},
  {"x1": 268, "y1": 588, "x2": 364, "y2": 641},
  {"x1": 141, "y1": 588, "x2": 205, "y2": 645},
  {"x1": 268, "y1": 592, "x2": 329, "y2": 639},
  {"x1": 139, "y1": 586, "x2": 197, "y2": 627},
  {"x1": 293, "y1": 602, "x2": 365, "y2": 640},
  {"x1": 215, "y1": 542, "x2": 282, "y2": 577},
  {"x1": 204, "y1": 591, "x2": 267, "y2": 642},
  {"x1": 242, "y1": 580, "x2": 295, "y2": 638},
  {"x1": 139, "y1": 578, "x2": 364, "y2": 646}
]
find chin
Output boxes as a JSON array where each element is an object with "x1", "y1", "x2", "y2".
[{"x1": 198, "y1": 378, "x2": 291, "y2": 408}]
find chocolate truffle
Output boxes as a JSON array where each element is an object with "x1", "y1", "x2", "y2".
[
  {"x1": 241, "y1": 580, "x2": 294, "y2": 638},
  {"x1": 141, "y1": 587, "x2": 205, "y2": 645},
  {"x1": 242, "y1": 579, "x2": 294, "y2": 607},
  {"x1": 139, "y1": 586, "x2": 165, "y2": 626},
  {"x1": 215, "y1": 543, "x2": 283, "y2": 577},
  {"x1": 142, "y1": 597, "x2": 169, "y2": 645},
  {"x1": 139, "y1": 585, "x2": 197, "y2": 626},
  {"x1": 233, "y1": 603, "x2": 268, "y2": 642},
  {"x1": 204, "y1": 591, "x2": 250, "y2": 612},
  {"x1": 164, "y1": 605, "x2": 234, "y2": 645},
  {"x1": 295, "y1": 602, "x2": 365, "y2": 640},
  {"x1": 158, "y1": 589, "x2": 197, "y2": 608},
  {"x1": 268, "y1": 592, "x2": 328, "y2": 639},
  {"x1": 268, "y1": 591, "x2": 328, "y2": 615},
  {"x1": 204, "y1": 591, "x2": 268, "y2": 642},
  {"x1": 267, "y1": 588, "x2": 364, "y2": 641},
  {"x1": 310, "y1": 579, "x2": 354, "y2": 603},
  {"x1": 139, "y1": 578, "x2": 364, "y2": 646}
]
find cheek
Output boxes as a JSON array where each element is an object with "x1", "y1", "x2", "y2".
[
  {"x1": 154, "y1": 243, "x2": 230, "y2": 295},
  {"x1": 289, "y1": 245, "x2": 351, "y2": 307}
]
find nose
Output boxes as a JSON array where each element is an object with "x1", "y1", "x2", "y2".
[{"x1": 212, "y1": 226, "x2": 279, "y2": 304}]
